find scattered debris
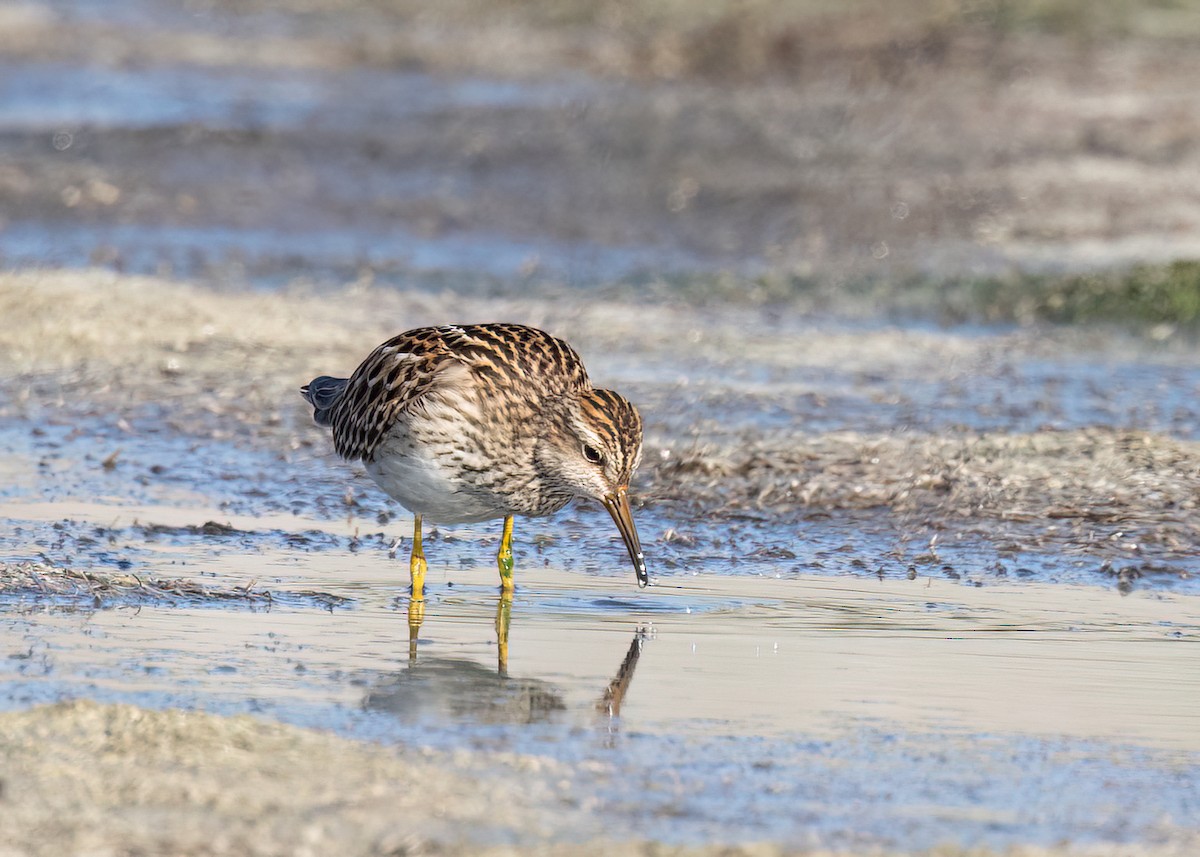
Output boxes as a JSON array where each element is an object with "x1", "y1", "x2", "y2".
[
  {"x1": 136, "y1": 521, "x2": 248, "y2": 538},
  {"x1": 0, "y1": 561, "x2": 351, "y2": 611}
]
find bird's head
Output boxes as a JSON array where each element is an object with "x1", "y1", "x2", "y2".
[{"x1": 539, "y1": 388, "x2": 647, "y2": 586}]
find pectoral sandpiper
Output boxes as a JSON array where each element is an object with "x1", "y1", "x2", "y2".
[{"x1": 301, "y1": 323, "x2": 647, "y2": 595}]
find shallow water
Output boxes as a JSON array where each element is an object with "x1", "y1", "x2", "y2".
[{"x1": 3, "y1": 554, "x2": 1198, "y2": 850}]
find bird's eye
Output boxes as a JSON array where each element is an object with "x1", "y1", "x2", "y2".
[{"x1": 583, "y1": 444, "x2": 604, "y2": 465}]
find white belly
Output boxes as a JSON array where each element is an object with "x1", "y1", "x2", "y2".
[{"x1": 364, "y1": 426, "x2": 504, "y2": 525}]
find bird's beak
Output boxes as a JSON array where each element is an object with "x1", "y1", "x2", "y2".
[{"x1": 603, "y1": 485, "x2": 648, "y2": 587}]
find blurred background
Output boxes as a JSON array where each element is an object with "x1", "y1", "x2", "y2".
[{"x1": 3, "y1": 0, "x2": 1200, "y2": 318}]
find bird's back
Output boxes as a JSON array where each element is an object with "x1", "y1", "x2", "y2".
[{"x1": 304, "y1": 323, "x2": 591, "y2": 463}]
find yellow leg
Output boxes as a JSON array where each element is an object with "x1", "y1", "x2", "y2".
[
  {"x1": 496, "y1": 514, "x2": 515, "y2": 592},
  {"x1": 410, "y1": 513, "x2": 427, "y2": 597},
  {"x1": 495, "y1": 590, "x2": 512, "y2": 675}
]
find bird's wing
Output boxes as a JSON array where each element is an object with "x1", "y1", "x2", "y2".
[
  {"x1": 327, "y1": 323, "x2": 590, "y2": 461},
  {"x1": 328, "y1": 330, "x2": 461, "y2": 461},
  {"x1": 440, "y1": 323, "x2": 591, "y2": 394}
]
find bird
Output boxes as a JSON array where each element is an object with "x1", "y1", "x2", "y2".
[{"x1": 301, "y1": 322, "x2": 648, "y2": 596}]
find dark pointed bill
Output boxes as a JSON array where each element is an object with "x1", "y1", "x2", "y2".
[{"x1": 604, "y1": 486, "x2": 648, "y2": 587}]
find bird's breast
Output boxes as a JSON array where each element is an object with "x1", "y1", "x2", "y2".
[
  {"x1": 365, "y1": 434, "x2": 504, "y2": 524},
  {"x1": 362, "y1": 389, "x2": 567, "y2": 524}
]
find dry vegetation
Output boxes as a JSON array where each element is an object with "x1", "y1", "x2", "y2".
[
  {"x1": 0, "y1": 560, "x2": 351, "y2": 609},
  {"x1": 652, "y1": 427, "x2": 1199, "y2": 522}
]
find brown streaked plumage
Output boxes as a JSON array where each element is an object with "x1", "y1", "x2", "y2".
[{"x1": 301, "y1": 323, "x2": 647, "y2": 593}]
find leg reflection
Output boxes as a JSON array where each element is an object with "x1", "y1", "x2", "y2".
[
  {"x1": 407, "y1": 595, "x2": 425, "y2": 666},
  {"x1": 597, "y1": 627, "x2": 649, "y2": 718},
  {"x1": 495, "y1": 589, "x2": 512, "y2": 675},
  {"x1": 404, "y1": 591, "x2": 512, "y2": 675}
]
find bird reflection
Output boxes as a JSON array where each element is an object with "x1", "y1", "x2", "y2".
[
  {"x1": 381, "y1": 591, "x2": 647, "y2": 728},
  {"x1": 364, "y1": 653, "x2": 567, "y2": 725}
]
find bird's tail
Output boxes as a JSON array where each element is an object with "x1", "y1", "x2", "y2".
[{"x1": 300, "y1": 375, "x2": 349, "y2": 427}]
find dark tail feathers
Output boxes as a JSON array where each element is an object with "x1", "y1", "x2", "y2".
[{"x1": 300, "y1": 375, "x2": 349, "y2": 427}]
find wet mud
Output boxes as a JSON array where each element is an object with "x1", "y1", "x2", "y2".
[{"x1": 4, "y1": 271, "x2": 1200, "y2": 593}]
